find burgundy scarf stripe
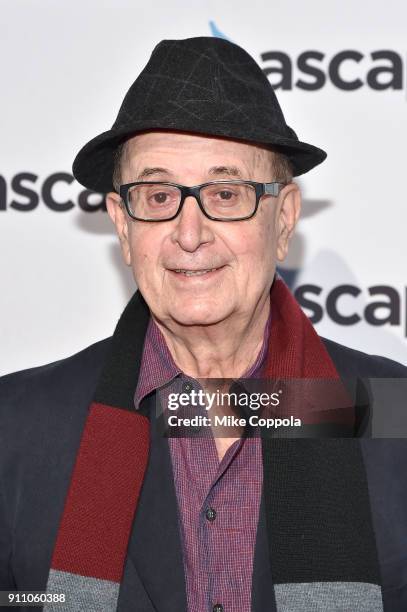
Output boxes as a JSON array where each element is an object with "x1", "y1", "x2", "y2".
[
  {"x1": 49, "y1": 402, "x2": 149, "y2": 581},
  {"x1": 262, "y1": 277, "x2": 355, "y2": 428},
  {"x1": 266, "y1": 278, "x2": 339, "y2": 378}
]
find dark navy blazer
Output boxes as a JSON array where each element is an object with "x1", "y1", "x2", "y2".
[{"x1": 1, "y1": 335, "x2": 406, "y2": 611}]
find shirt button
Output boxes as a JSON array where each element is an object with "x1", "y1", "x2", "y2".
[
  {"x1": 213, "y1": 605, "x2": 224, "y2": 612},
  {"x1": 205, "y1": 507, "x2": 217, "y2": 522},
  {"x1": 182, "y1": 381, "x2": 193, "y2": 392}
]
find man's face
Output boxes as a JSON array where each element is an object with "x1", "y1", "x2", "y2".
[{"x1": 106, "y1": 131, "x2": 300, "y2": 328}]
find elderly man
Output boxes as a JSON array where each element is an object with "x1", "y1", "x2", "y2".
[{"x1": 1, "y1": 37, "x2": 407, "y2": 612}]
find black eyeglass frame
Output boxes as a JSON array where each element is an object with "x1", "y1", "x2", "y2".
[{"x1": 119, "y1": 180, "x2": 287, "y2": 222}]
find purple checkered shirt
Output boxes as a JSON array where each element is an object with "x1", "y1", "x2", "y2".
[{"x1": 134, "y1": 307, "x2": 271, "y2": 612}]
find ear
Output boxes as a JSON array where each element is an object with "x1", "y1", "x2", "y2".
[
  {"x1": 276, "y1": 183, "x2": 301, "y2": 262},
  {"x1": 105, "y1": 192, "x2": 131, "y2": 266}
]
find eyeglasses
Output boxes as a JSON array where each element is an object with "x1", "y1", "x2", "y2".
[{"x1": 119, "y1": 180, "x2": 287, "y2": 222}]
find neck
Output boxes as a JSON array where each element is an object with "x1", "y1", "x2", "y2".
[{"x1": 152, "y1": 293, "x2": 271, "y2": 379}]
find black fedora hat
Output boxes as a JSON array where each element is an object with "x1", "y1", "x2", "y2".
[{"x1": 72, "y1": 37, "x2": 327, "y2": 194}]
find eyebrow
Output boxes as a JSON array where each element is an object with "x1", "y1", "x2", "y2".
[
  {"x1": 136, "y1": 167, "x2": 171, "y2": 180},
  {"x1": 135, "y1": 164, "x2": 244, "y2": 182},
  {"x1": 208, "y1": 165, "x2": 243, "y2": 178}
]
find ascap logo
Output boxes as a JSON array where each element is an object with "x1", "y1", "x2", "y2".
[
  {"x1": 294, "y1": 283, "x2": 407, "y2": 336},
  {"x1": 260, "y1": 50, "x2": 403, "y2": 91},
  {"x1": 208, "y1": 23, "x2": 404, "y2": 93},
  {"x1": 0, "y1": 173, "x2": 105, "y2": 212}
]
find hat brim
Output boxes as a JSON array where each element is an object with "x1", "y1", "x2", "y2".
[{"x1": 72, "y1": 120, "x2": 327, "y2": 194}]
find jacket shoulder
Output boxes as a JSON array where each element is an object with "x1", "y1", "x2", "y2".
[
  {"x1": 0, "y1": 337, "x2": 112, "y2": 423},
  {"x1": 1, "y1": 337, "x2": 111, "y2": 384},
  {"x1": 321, "y1": 336, "x2": 407, "y2": 378}
]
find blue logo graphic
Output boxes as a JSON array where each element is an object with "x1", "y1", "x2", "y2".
[{"x1": 208, "y1": 21, "x2": 230, "y2": 41}]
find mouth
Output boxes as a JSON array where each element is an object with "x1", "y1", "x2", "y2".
[{"x1": 168, "y1": 266, "x2": 225, "y2": 278}]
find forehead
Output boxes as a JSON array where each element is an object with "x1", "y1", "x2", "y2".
[{"x1": 122, "y1": 131, "x2": 273, "y2": 172}]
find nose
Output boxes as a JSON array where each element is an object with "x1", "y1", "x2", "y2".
[{"x1": 171, "y1": 195, "x2": 215, "y2": 252}]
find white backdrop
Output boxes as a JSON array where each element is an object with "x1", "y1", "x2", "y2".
[{"x1": 1, "y1": 0, "x2": 406, "y2": 376}]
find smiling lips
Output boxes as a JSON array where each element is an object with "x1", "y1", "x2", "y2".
[{"x1": 170, "y1": 266, "x2": 223, "y2": 277}]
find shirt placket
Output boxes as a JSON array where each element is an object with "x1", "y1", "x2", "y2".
[{"x1": 198, "y1": 437, "x2": 244, "y2": 612}]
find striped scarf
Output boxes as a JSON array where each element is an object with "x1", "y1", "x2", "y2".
[{"x1": 44, "y1": 277, "x2": 384, "y2": 611}]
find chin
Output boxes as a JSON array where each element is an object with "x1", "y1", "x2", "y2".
[{"x1": 168, "y1": 300, "x2": 232, "y2": 327}]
